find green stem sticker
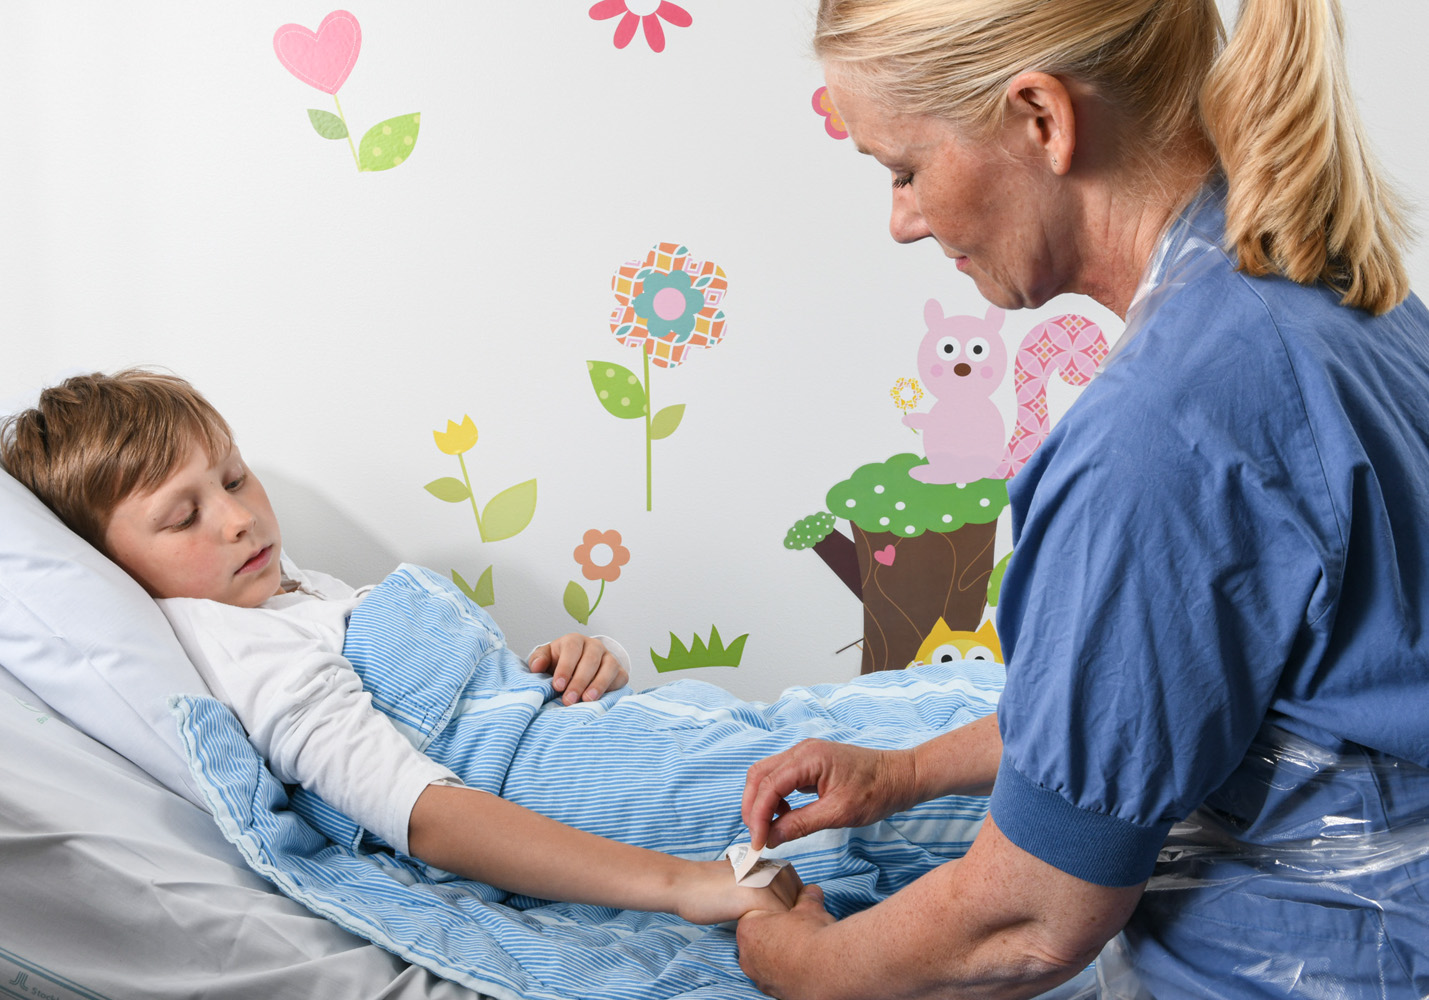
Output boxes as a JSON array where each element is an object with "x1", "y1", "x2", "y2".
[{"x1": 333, "y1": 93, "x2": 359, "y2": 168}]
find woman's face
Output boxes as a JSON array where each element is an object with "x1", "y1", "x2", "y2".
[{"x1": 825, "y1": 71, "x2": 1074, "y2": 310}]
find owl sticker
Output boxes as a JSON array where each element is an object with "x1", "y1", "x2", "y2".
[{"x1": 909, "y1": 618, "x2": 1004, "y2": 668}]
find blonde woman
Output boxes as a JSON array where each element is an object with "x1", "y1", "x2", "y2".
[{"x1": 739, "y1": 1, "x2": 1429, "y2": 997}]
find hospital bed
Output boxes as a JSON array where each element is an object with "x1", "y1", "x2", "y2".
[{"x1": 0, "y1": 467, "x2": 492, "y2": 999}]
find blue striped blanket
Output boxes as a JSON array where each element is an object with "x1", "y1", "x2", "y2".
[{"x1": 174, "y1": 564, "x2": 1001, "y2": 1000}]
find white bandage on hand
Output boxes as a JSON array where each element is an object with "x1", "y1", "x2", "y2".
[{"x1": 724, "y1": 844, "x2": 792, "y2": 888}]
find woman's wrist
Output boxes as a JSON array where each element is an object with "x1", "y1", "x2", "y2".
[{"x1": 912, "y1": 713, "x2": 1001, "y2": 800}]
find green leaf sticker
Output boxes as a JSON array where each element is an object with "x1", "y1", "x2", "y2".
[
  {"x1": 472, "y1": 565, "x2": 495, "y2": 607},
  {"x1": 987, "y1": 551, "x2": 1012, "y2": 607},
  {"x1": 451, "y1": 569, "x2": 475, "y2": 600},
  {"x1": 425, "y1": 477, "x2": 471, "y2": 503},
  {"x1": 358, "y1": 112, "x2": 420, "y2": 172},
  {"x1": 307, "y1": 108, "x2": 348, "y2": 139},
  {"x1": 452, "y1": 567, "x2": 496, "y2": 607},
  {"x1": 563, "y1": 581, "x2": 591, "y2": 625},
  {"x1": 481, "y1": 478, "x2": 538, "y2": 542},
  {"x1": 587, "y1": 360, "x2": 647, "y2": 419},
  {"x1": 649, "y1": 404, "x2": 685, "y2": 441}
]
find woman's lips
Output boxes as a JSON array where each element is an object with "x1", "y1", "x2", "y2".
[{"x1": 239, "y1": 545, "x2": 273, "y2": 574}]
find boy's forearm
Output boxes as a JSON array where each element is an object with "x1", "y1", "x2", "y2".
[
  {"x1": 912, "y1": 712, "x2": 1001, "y2": 800},
  {"x1": 407, "y1": 783, "x2": 690, "y2": 913}
]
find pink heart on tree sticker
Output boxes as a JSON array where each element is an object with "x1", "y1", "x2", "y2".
[
  {"x1": 274, "y1": 10, "x2": 362, "y2": 94},
  {"x1": 874, "y1": 545, "x2": 897, "y2": 566}
]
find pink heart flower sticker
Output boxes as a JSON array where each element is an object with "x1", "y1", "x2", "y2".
[
  {"x1": 874, "y1": 544, "x2": 896, "y2": 566},
  {"x1": 274, "y1": 10, "x2": 362, "y2": 95}
]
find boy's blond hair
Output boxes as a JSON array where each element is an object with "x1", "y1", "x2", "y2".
[{"x1": 0, "y1": 369, "x2": 233, "y2": 552}]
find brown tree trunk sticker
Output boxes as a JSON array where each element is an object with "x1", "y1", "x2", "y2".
[{"x1": 785, "y1": 454, "x2": 1008, "y2": 673}]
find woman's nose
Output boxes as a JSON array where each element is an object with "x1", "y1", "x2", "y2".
[{"x1": 889, "y1": 188, "x2": 931, "y2": 244}]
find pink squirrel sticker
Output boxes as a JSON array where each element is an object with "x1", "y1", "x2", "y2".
[
  {"x1": 903, "y1": 300, "x2": 1009, "y2": 484},
  {"x1": 900, "y1": 301, "x2": 1109, "y2": 483}
]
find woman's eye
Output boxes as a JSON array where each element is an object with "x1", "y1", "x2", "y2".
[
  {"x1": 172, "y1": 511, "x2": 196, "y2": 531},
  {"x1": 225, "y1": 475, "x2": 247, "y2": 491},
  {"x1": 892, "y1": 172, "x2": 913, "y2": 189}
]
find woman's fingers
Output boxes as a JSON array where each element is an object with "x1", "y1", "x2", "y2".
[{"x1": 743, "y1": 740, "x2": 835, "y2": 848}]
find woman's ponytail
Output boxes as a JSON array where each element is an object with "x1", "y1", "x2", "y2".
[{"x1": 1202, "y1": 0, "x2": 1410, "y2": 314}]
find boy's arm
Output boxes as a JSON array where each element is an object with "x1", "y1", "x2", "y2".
[{"x1": 407, "y1": 782, "x2": 801, "y2": 924}]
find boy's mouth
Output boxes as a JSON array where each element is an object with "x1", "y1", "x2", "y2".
[{"x1": 238, "y1": 545, "x2": 273, "y2": 575}]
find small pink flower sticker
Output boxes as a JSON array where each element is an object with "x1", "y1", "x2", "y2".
[
  {"x1": 812, "y1": 86, "x2": 848, "y2": 140},
  {"x1": 589, "y1": 0, "x2": 692, "y2": 53}
]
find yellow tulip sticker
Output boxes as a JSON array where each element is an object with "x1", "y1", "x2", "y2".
[
  {"x1": 433, "y1": 416, "x2": 478, "y2": 455},
  {"x1": 424, "y1": 414, "x2": 537, "y2": 607}
]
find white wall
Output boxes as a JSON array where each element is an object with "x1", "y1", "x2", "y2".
[{"x1": 3, "y1": 0, "x2": 1425, "y2": 700}]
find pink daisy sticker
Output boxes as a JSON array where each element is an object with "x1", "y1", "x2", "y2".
[{"x1": 589, "y1": 0, "x2": 693, "y2": 53}]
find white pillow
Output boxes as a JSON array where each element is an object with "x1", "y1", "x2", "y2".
[{"x1": 0, "y1": 466, "x2": 209, "y2": 804}]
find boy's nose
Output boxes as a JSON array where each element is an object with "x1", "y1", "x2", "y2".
[{"x1": 222, "y1": 499, "x2": 257, "y2": 538}]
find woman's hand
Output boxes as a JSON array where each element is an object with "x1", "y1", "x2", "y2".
[
  {"x1": 742, "y1": 739, "x2": 918, "y2": 850},
  {"x1": 736, "y1": 884, "x2": 837, "y2": 999},
  {"x1": 528, "y1": 633, "x2": 628, "y2": 705},
  {"x1": 673, "y1": 859, "x2": 804, "y2": 926}
]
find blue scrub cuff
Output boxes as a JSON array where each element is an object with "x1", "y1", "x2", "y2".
[{"x1": 989, "y1": 757, "x2": 1173, "y2": 888}]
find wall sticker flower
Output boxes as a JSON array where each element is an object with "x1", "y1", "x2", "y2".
[
  {"x1": 588, "y1": 0, "x2": 692, "y2": 53},
  {"x1": 589, "y1": 241, "x2": 729, "y2": 510},
  {"x1": 890, "y1": 377, "x2": 924, "y2": 413},
  {"x1": 565, "y1": 529, "x2": 631, "y2": 624},
  {"x1": 812, "y1": 86, "x2": 848, "y2": 140},
  {"x1": 273, "y1": 9, "x2": 420, "y2": 171},
  {"x1": 424, "y1": 414, "x2": 538, "y2": 606},
  {"x1": 632, "y1": 270, "x2": 706, "y2": 343}
]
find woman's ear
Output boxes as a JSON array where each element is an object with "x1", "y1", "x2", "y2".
[{"x1": 1003, "y1": 71, "x2": 1076, "y2": 176}]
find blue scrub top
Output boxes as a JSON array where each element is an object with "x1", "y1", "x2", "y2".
[{"x1": 989, "y1": 183, "x2": 1429, "y2": 997}]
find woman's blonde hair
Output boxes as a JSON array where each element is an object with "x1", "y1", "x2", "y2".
[
  {"x1": 0, "y1": 369, "x2": 233, "y2": 551},
  {"x1": 816, "y1": 0, "x2": 1410, "y2": 314}
]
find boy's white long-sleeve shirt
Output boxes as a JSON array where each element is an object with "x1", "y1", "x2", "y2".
[{"x1": 159, "y1": 557, "x2": 628, "y2": 856}]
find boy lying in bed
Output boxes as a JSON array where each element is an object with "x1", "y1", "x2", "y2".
[{"x1": 0, "y1": 368, "x2": 998, "y2": 928}]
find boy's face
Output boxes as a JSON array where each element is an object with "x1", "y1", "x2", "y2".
[{"x1": 103, "y1": 438, "x2": 284, "y2": 607}]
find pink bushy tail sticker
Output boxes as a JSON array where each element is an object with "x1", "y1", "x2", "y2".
[{"x1": 996, "y1": 314, "x2": 1108, "y2": 478}]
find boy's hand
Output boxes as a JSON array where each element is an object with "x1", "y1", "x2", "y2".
[
  {"x1": 675, "y1": 859, "x2": 804, "y2": 926},
  {"x1": 529, "y1": 634, "x2": 628, "y2": 705}
]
